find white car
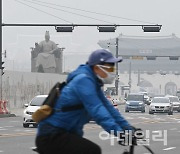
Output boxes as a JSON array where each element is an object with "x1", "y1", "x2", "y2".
[
  {"x1": 107, "y1": 97, "x2": 119, "y2": 111},
  {"x1": 23, "y1": 95, "x2": 48, "y2": 128},
  {"x1": 149, "y1": 97, "x2": 173, "y2": 115},
  {"x1": 165, "y1": 95, "x2": 180, "y2": 112},
  {"x1": 139, "y1": 92, "x2": 151, "y2": 105}
]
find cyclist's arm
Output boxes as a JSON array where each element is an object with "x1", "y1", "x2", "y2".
[
  {"x1": 99, "y1": 91, "x2": 133, "y2": 130},
  {"x1": 74, "y1": 76, "x2": 123, "y2": 135}
]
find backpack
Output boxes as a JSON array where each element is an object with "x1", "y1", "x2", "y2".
[{"x1": 32, "y1": 81, "x2": 83, "y2": 123}]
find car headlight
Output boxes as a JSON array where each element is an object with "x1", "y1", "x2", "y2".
[
  {"x1": 126, "y1": 102, "x2": 130, "y2": 105},
  {"x1": 150, "y1": 105, "x2": 155, "y2": 108},
  {"x1": 26, "y1": 111, "x2": 32, "y2": 115},
  {"x1": 165, "y1": 106, "x2": 170, "y2": 108},
  {"x1": 139, "y1": 102, "x2": 143, "y2": 105}
]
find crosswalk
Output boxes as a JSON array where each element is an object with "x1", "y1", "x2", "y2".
[
  {"x1": 124, "y1": 112, "x2": 180, "y2": 123},
  {"x1": 85, "y1": 113, "x2": 180, "y2": 130},
  {"x1": 0, "y1": 113, "x2": 180, "y2": 136}
]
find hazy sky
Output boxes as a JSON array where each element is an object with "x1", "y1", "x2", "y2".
[{"x1": 3, "y1": 0, "x2": 180, "y2": 71}]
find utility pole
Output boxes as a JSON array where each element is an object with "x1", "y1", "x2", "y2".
[
  {"x1": 115, "y1": 37, "x2": 119, "y2": 96},
  {"x1": 0, "y1": 0, "x2": 2, "y2": 100},
  {"x1": 128, "y1": 62, "x2": 132, "y2": 93},
  {"x1": 137, "y1": 69, "x2": 140, "y2": 86}
]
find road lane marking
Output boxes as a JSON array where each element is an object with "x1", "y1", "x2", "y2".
[
  {"x1": 131, "y1": 115, "x2": 180, "y2": 125},
  {"x1": 138, "y1": 117, "x2": 149, "y2": 120},
  {"x1": 170, "y1": 128, "x2": 177, "y2": 131},
  {"x1": 14, "y1": 129, "x2": 23, "y2": 132},
  {"x1": 162, "y1": 122, "x2": 172, "y2": 123},
  {"x1": 10, "y1": 121, "x2": 21, "y2": 123},
  {"x1": 169, "y1": 115, "x2": 180, "y2": 119},
  {"x1": 84, "y1": 126, "x2": 101, "y2": 130},
  {"x1": 132, "y1": 119, "x2": 165, "y2": 125},
  {"x1": 0, "y1": 129, "x2": 7, "y2": 131},
  {"x1": 125, "y1": 116, "x2": 134, "y2": 119},
  {"x1": 125, "y1": 113, "x2": 180, "y2": 125},
  {"x1": 24, "y1": 129, "x2": 35, "y2": 132},
  {"x1": 4, "y1": 126, "x2": 14, "y2": 128},
  {"x1": 14, "y1": 129, "x2": 35, "y2": 132},
  {"x1": 0, "y1": 132, "x2": 36, "y2": 138},
  {"x1": 174, "y1": 119, "x2": 180, "y2": 121},
  {"x1": 163, "y1": 147, "x2": 176, "y2": 151}
]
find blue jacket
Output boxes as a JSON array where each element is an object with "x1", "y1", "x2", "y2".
[{"x1": 37, "y1": 64, "x2": 132, "y2": 136}]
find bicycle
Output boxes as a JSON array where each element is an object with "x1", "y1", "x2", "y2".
[
  {"x1": 32, "y1": 128, "x2": 154, "y2": 154},
  {"x1": 32, "y1": 140, "x2": 155, "y2": 154},
  {"x1": 122, "y1": 144, "x2": 154, "y2": 154}
]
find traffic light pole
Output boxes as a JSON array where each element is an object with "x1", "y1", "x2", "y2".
[
  {"x1": 0, "y1": 0, "x2": 162, "y2": 100},
  {"x1": 0, "y1": 0, "x2": 2, "y2": 100},
  {"x1": 128, "y1": 62, "x2": 132, "y2": 93},
  {"x1": 0, "y1": 70, "x2": 2, "y2": 100},
  {"x1": 115, "y1": 37, "x2": 119, "y2": 96}
]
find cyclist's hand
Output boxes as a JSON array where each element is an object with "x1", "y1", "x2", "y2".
[
  {"x1": 133, "y1": 127, "x2": 144, "y2": 139},
  {"x1": 118, "y1": 130, "x2": 127, "y2": 146},
  {"x1": 118, "y1": 130, "x2": 135, "y2": 146},
  {"x1": 118, "y1": 127, "x2": 144, "y2": 146},
  {"x1": 132, "y1": 127, "x2": 145, "y2": 145}
]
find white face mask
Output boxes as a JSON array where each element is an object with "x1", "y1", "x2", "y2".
[{"x1": 96, "y1": 65, "x2": 116, "y2": 84}]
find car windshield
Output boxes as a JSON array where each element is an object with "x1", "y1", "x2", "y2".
[
  {"x1": 152, "y1": 97, "x2": 170, "y2": 103},
  {"x1": 127, "y1": 94, "x2": 144, "y2": 101},
  {"x1": 30, "y1": 96, "x2": 47, "y2": 106},
  {"x1": 168, "y1": 97, "x2": 179, "y2": 102}
]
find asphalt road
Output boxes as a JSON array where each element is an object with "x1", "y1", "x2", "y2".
[{"x1": 0, "y1": 105, "x2": 180, "y2": 154}]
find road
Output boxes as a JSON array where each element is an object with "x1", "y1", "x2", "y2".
[{"x1": 0, "y1": 105, "x2": 180, "y2": 154}]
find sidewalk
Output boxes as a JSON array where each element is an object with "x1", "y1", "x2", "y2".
[
  {"x1": 0, "y1": 108, "x2": 24, "y2": 118},
  {"x1": 9, "y1": 108, "x2": 24, "y2": 116}
]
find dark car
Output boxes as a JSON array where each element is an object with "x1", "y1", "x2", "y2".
[{"x1": 125, "y1": 93, "x2": 145, "y2": 113}]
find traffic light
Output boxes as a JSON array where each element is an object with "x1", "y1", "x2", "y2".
[
  {"x1": 55, "y1": 26, "x2": 74, "y2": 32},
  {"x1": 98, "y1": 26, "x2": 116, "y2": 32},
  {"x1": 1, "y1": 62, "x2": 5, "y2": 76},
  {"x1": 143, "y1": 26, "x2": 161, "y2": 32},
  {"x1": 169, "y1": 56, "x2": 179, "y2": 60}
]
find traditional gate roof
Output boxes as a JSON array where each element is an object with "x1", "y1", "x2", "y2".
[
  {"x1": 98, "y1": 34, "x2": 180, "y2": 74},
  {"x1": 98, "y1": 33, "x2": 180, "y2": 57}
]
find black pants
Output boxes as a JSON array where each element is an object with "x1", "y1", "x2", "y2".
[{"x1": 36, "y1": 132, "x2": 101, "y2": 154}]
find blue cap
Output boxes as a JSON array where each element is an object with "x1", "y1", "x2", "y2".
[{"x1": 87, "y1": 49, "x2": 123, "y2": 66}]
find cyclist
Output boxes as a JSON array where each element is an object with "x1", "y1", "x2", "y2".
[{"x1": 35, "y1": 49, "x2": 135, "y2": 154}]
